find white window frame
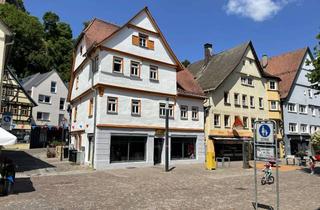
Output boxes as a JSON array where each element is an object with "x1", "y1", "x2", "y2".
[
  {"x1": 150, "y1": 65, "x2": 158, "y2": 81},
  {"x1": 269, "y1": 80, "x2": 276, "y2": 90},
  {"x1": 159, "y1": 103, "x2": 174, "y2": 118},
  {"x1": 270, "y1": 101, "x2": 278, "y2": 111},
  {"x1": 259, "y1": 98, "x2": 264, "y2": 109},
  {"x1": 300, "y1": 124, "x2": 308, "y2": 134},
  {"x1": 130, "y1": 61, "x2": 140, "y2": 77},
  {"x1": 299, "y1": 105, "x2": 307, "y2": 114},
  {"x1": 37, "y1": 112, "x2": 50, "y2": 121},
  {"x1": 241, "y1": 76, "x2": 254, "y2": 87},
  {"x1": 38, "y1": 94, "x2": 51, "y2": 104},
  {"x1": 191, "y1": 106, "x2": 199, "y2": 121},
  {"x1": 288, "y1": 103, "x2": 296, "y2": 112},
  {"x1": 139, "y1": 33, "x2": 148, "y2": 48},
  {"x1": 180, "y1": 105, "x2": 188, "y2": 120},
  {"x1": 289, "y1": 123, "x2": 298, "y2": 133},
  {"x1": 250, "y1": 96, "x2": 255, "y2": 108},
  {"x1": 50, "y1": 81, "x2": 57, "y2": 93},
  {"x1": 214, "y1": 114, "x2": 220, "y2": 127},
  {"x1": 131, "y1": 99, "x2": 141, "y2": 116},
  {"x1": 107, "y1": 97, "x2": 118, "y2": 114},
  {"x1": 242, "y1": 94, "x2": 248, "y2": 107},
  {"x1": 310, "y1": 106, "x2": 316, "y2": 116},
  {"x1": 224, "y1": 115, "x2": 230, "y2": 128}
]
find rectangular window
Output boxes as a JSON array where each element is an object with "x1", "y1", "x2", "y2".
[
  {"x1": 269, "y1": 81, "x2": 276, "y2": 90},
  {"x1": 224, "y1": 115, "x2": 230, "y2": 128},
  {"x1": 171, "y1": 137, "x2": 196, "y2": 160},
  {"x1": 259, "y1": 98, "x2": 264, "y2": 109},
  {"x1": 93, "y1": 55, "x2": 99, "y2": 72},
  {"x1": 214, "y1": 114, "x2": 220, "y2": 127},
  {"x1": 310, "y1": 106, "x2": 316, "y2": 116},
  {"x1": 300, "y1": 124, "x2": 308, "y2": 133},
  {"x1": 107, "y1": 97, "x2": 118, "y2": 114},
  {"x1": 180, "y1": 105, "x2": 188, "y2": 120},
  {"x1": 242, "y1": 95, "x2": 247, "y2": 107},
  {"x1": 288, "y1": 103, "x2": 296, "y2": 112},
  {"x1": 234, "y1": 93, "x2": 240, "y2": 106},
  {"x1": 243, "y1": 117, "x2": 248, "y2": 129},
  {"x1": 308, "y1": 89, "x2": 313, "y2": 98},
  {"x1": 299, "y1": 105, "x2": 307, "y2": 114},
  {"x1": 289, "y1": 123, "x2": 297, "y2": 133},
  {"x1": 310, "y1": 125, "x2": 316, "y2": 134},
  {"x1": 192, "y1": 106, "x2": 199, "y2": 120},
  {"x1": 110, "y1": 136, "x2": 146, "y2": 163},
  {"x1": 130, "y1": 61, "x2": 140, "y2": 77},
  {"x1": 21, "y1": 106, "x2": 29, "y2": 116},
  {"x1": 159, "y1": 103, "x2": 174, "y2": 118},
  {"x1": 150, "y1": 65, "x2": 158, "y2": 81},
  {"x1": 59, "y1": 98, "x2": 65, "y2": 110},
  {"x1": 5, "y1": 88, "x2": 14, "y2": 96},
  {"x1": 139, "y1": 33, "x2": 148, "y2": 47},
  {"x1": 113, "y1": 57, "x2": 123, "y2": 73},
  {"x1": 11, "y1": 106, "x2": 18, "y2": 115},
  {"x1": 270, "y1": 101, "x2": 278, "y2": 110},
  {"x1": 250, "y1": 96, "x2": 255, "y2": 108},
  {"x1": 224, "y1": 92, "x2": 230, "y2": 104},
  {"x1": 50, "y1": 81, "x2": 57, "y2": 93},
  {"x1": 241, "y1": 77, "x2": 254, "y2": 86},
  {"x1": 1, "y1": 106, "x2": 7, "y2": 113},
  {"x1": 131, "y1": 99, "x2": 141, "y2": 116},
  {"x1": 88, "y1": 98, "x2": 93, "y2": 117},
  {"x1": 38, "y1": 94, "x2": 51, "y2": 104},
  {"x1": 73, "y1": 106, "x2": 77, "y2": 122},
  {"x1": 37, "y1": 112, "x2": 50, "y2": 121}
]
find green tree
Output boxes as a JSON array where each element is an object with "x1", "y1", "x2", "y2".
[
  {"x1": 181, "y1": 59, "x2": 191, "y2": 68},
  {"x1": 42, "y1": 11, "x2": 73, "y2": 81},
  {"x1": 307, "y1": 33, "x2": 320, "y2": 92},
  {"x1": 0, "y1": 3, "x2": 46, "y2": 77}
]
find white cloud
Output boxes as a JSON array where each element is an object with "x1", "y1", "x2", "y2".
[{"x1": 225, "y1": 0, "x2": 291, "y2": 22}]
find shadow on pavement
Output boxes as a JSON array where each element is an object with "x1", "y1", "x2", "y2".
[
  {"x1": 13, "y1": 177, "x2": 35, "y2": 194},
  {"x1": 299, "y1": 166, "x2": 320, "y2": 176},
  {"x1": 0, "y1": 150, "x2": 55, "y2": 172}
]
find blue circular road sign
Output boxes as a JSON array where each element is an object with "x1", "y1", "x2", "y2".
[{"x1": 259, "y1": 124, "x2": 271, "y2": 137}]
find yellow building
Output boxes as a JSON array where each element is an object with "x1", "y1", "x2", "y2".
[
  {"x1": 262, "y1": 56, "x2": 284, "y2": 157},
  {"x1": 189, "y1": 41, "x2": 275, "y2": 160},
  {"x1": 0, "y1": 68, "x2": 37, "y2": 141}
]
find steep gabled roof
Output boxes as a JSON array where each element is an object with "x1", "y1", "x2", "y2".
[
  {"x1": 22, "y1": 70, "x2": 67, "y2": 91},
  {"x1": 263, "y1": 48, "x2": 308, "y2": 99},
  {"x1": 78, "y1": 18, "x2": 120, "y2": 49},
  {"x1": 5, "y1": 68, "x2": 37, "y2": 106},
  {"x1": 177, "y1": 68, "x2": 205, "y2": 98},
  {"x1": 188, "y1": 41, "x2": 251, "y2": 91}
]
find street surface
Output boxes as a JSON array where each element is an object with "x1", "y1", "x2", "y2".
[{"x1": 0, "y1": 149, "x2": 319, "y2": 210}]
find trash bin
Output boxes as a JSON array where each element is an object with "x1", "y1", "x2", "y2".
[
  {"x1": 68, "y1": 149, "x2": 77, "y2": 163},
  {"x1": 63, "y1": 147, "x2": 69, "y2": 159}
]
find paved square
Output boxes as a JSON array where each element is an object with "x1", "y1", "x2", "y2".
[{"x1": 0, "y1": 161, "x2": 319, "y2": 210}]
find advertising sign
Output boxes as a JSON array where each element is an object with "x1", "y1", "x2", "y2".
[
  {"x1": 256, "y1": 146, "x2": 275, "y2": 160},
  {"x1": 256, "y1": 122, "x2": 274, "y2": 144}
]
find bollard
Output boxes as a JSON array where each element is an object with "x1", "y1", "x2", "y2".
[{"x1": 206, "y1": 139, "x2": 216, "y2": 170}]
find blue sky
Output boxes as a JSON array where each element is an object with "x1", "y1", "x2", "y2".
[{"x1": 24, "y1": 0, "x2": 320, "y2": 62}]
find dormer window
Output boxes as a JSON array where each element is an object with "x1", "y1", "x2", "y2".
[
  {"x1": 269, "y1": 80, "x2": 277, "y2": 90},
  {"x1": 139, "y1": 33, "x2": 148, "y2": 48}
]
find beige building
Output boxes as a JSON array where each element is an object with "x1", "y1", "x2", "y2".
[
  {"x1": 189, "y1": 42, "x2": 276, "y2": 160},
  {"x1": 0, "y1": 18, "x2": 13, "y2": 110}
]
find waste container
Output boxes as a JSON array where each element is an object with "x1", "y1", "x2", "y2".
[
  {"x1": 63, "y1": 147, "x2": 69, "y2": 159},
  {"x1": 68, "y1": 149, "x2": 77, "y2": 163}
]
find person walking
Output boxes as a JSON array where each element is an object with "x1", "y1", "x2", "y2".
[{"x1": 309, "y1": 156, "x2": 316, "y2": 175}]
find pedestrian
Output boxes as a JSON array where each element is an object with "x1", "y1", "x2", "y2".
[{"x1": 309, "y1": 156, "x2": 316, "y2": 175}]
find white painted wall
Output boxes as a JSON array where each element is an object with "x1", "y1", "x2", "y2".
[
  {"x1": 130, "y1": 12, "x2": 157, "y2": 32},
  {"x1": 70, "y1": 61, "x2": 93, "y2": 100},
  {"x1": 74, "y1": 38, "x2": 87, "y2": 70},
  {"x1": 30, "y1": 71, "x2": 69, "y2": 126}
]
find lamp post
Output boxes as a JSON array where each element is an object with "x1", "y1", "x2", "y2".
[
  {"x1": 165, "y1": 97, "x2": 169, "y2": 172},
  {"x1": 60, "y1": 118, "x2": 66, "y2": 161}
]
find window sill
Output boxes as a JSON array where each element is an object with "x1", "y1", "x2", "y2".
[
  {"x1": 88, "y1": 115, "x2": 93, "y2": 118},
  {"x1": 192, "y1": 118, "x2": 199, "y2": 121},
  {"x1": 130, "y1": 75, "x2": 142, "y2": 80},
  {"x1": 150, "y1": 79, "x2": 159, "y2": 83},
  {"x1": 113, "y1": 71, "x2": 123, "y2": 75},
  {"x1": 131, "y1": 114, "x2": 141, "y2": 117},
  {"x1": 299, "y1": 112, "x2": 308, "y2": 115},
  {"x1": 214, "y1": 125, "x2": 221, "y2": 128},
  {"x1": 38, "y1": 102, "x2": 52, "y2": 105},
  {"x1": 288, "y1": 111, "x2": 297, "y2": 113},
  {"x1": 107, "y1": 112, "x2": 118, "y2": 115},
  {"x1": 250, "y1": 106, "x2": 255, "y2": 109},
  {"x1": 181, "y1": 118, "x2": 188, "y2": 120},
  {"x1": 259, "y1": 107, "x2": 264, "y2": 110},
  {"x1": 243, "y1": 105, "x2": 248, "y2": 108},
  {"x1": 235, "y1": 104, "x2": 241, "y2": 107},
  {"x1": 241, "y1": 84, "x2": 254, "y2": 88}
]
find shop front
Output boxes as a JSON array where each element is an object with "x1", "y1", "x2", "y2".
[{"x1": 286, "y1": 134, "x2": 310, "y2": 155}]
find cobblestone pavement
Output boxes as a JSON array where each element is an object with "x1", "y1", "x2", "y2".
[{"x1": 0, "y1": 161, "x2": 319, "y2": 210}]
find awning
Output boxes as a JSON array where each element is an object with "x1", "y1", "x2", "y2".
[{"x1": 0, "y1": 127, "x2": 17, "y2": 145}]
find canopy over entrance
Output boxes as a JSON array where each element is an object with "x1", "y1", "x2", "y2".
[{"x1": 0, "y1": 127, "x2": 17, "y2": 145}]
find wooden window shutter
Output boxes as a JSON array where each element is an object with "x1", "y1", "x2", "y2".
[
  {"x1": 132, "y1": 35, "x2": 139, "y2": 46},
  {"x1": 147, "y1": 40, "x2": 154, "y2": 50}
]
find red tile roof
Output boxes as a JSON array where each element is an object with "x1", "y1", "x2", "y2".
[
  {"x1": 177, "y1": 68, "x2": 205, "y2": 98},
  {"x1": 82, "y1": 18, "x2": 119, "y2": 48},
  {"x1": 264, "y1": 48, "x2": 307, "y2": 99}
]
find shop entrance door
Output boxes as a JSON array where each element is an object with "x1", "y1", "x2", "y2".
[{"x1": 154, "y1": 138, "x2": 163, "y2": 165}]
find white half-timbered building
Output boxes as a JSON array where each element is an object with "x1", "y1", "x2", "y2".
[{"x1": 68, "y1": 7, "x2": 205, "y2": 169}]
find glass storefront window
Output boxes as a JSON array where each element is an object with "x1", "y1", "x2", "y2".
[{"x1": 171, "y1": 137, "x2": 196, "y2": 160}]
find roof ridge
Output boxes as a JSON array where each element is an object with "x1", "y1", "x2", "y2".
[{"x1": 269, "y1": 47, "x2": 308, "y2": 60}]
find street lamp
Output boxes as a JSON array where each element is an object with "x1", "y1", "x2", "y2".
[{"x1": 165, "y1": 97, "x2": 169, "y2": 172}]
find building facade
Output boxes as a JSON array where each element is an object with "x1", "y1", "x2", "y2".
[
  {"x1": 22, "y1": 70, "x2": 69, "y2": 127},
  {"x1": 264, "y1": 48, "x2": 320, "y2": 156},
  {"x1": 189, "y1": 42, "x2": 275, "y2": 160},
  {"x1": 0, "y1": 18, "x2": 12, "y2": 110},
  {"x1": 0, "y1": 68, "x2": 37, "y2": 141},
  {"x1": 68, "y1": 7, "x2": 205, "y2": 169}
]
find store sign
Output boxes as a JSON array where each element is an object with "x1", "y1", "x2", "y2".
[
  {"x1": 256, "y1": 146, "x2": 275, "y2": 160},
  {"x1": 1, "y1": 112, "x2": 12, "y2": 131},
  {"x1": 256, "y1": 122, "x2": 274, "y2": 144},
  {"x1": 155, "y1": 129, "x2": 165, "y2": 136}
]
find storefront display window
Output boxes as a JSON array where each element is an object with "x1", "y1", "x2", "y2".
[{"x1": 171, "y1": 137, "x2": 196, "y2": 159}]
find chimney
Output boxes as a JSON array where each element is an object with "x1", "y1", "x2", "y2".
[
  {"x1": 204, "y1": 43, "x2": 213, "y2": 66},
  {"x1": 262, "y1": 54, "x2": 268, "y2": 69}
]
